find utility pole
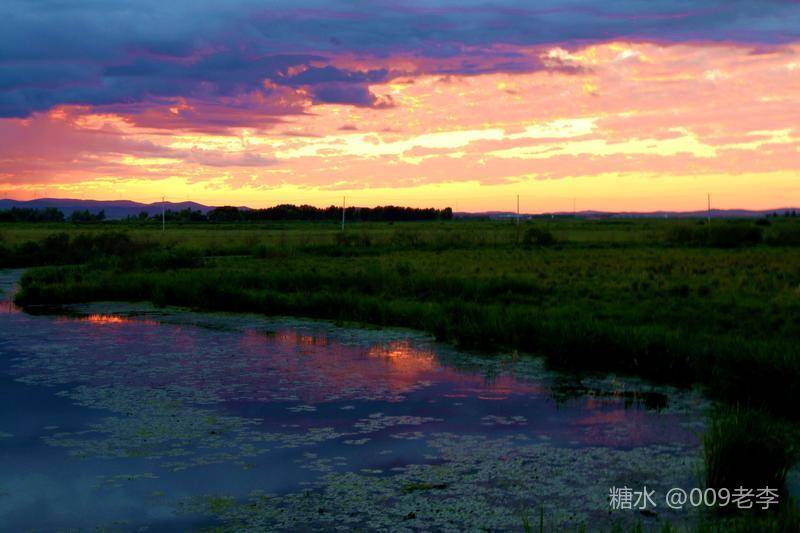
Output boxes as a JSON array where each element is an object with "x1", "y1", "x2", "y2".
[
  {"x1": 573, "y1": 197, "x2": 576, "y2": 218},
  {"x1": 341, "y1": 196, "x2": 346, "y2": 231},
  {"x1": 516, "y1": 194, "x2": 521, "y2": 243},
  {"x1": 707, "y1": 193, "x2": 711, "y2": 225},
  {"x1": 162, "y1": 196, "x2": 166, "y2": 232}
]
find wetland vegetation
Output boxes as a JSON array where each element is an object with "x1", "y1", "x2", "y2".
[{"x1": 2, "y1": 215, "x2": 800, "y2": 530}]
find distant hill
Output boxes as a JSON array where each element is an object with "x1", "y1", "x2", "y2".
[
  {"x1": 456, "y1": 208, "x2": 799, "y2": 220},
  {"x1": 0, "y1": 198, "x2": 215, "y2": 219},
  {"x1": 1, "y1": 198, "x2": 797, "y2": 220}
]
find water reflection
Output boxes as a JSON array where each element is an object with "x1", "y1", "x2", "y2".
[
  {"x1": 0, "y1": 270, "x2": 708, "y2": 531},
  {"x1": 57, "y1": 313, "x2": 160, "y2": 326},
  {"x1": 0, "y1": 299, "x2": 15, "y2": 314},
  {"x1": 5, "y1": 302, "x2": 703, "y2": 448}
]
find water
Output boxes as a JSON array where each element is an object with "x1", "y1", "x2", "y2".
[{"x1": 0, "y1": 269, "x2": 709, "y2": 530}]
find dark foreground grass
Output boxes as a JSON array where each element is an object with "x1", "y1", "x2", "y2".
[{"x1": 704, "y1": 407, "x2": 800, "y2": 491}]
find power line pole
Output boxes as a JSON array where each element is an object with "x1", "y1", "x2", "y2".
[
  {"x1": 162, "y1": 196, "x2": 166, "y2": 232},
  {"x1": 341, "y1": 196, "x2": 346, "y2": 231},
  {"x1": 707, "y1": 193, "x2": 711, "y2": 225}
]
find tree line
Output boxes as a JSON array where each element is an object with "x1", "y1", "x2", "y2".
[
  {"x1": 201, "y1": 204, "x2": 453, "y2": 222},
  {"x1": 0, "y1": 207, "x2": 105, "y2": 223},
  {"x1": 1, "y1": 204, "x2": 452, "y2": 223}
]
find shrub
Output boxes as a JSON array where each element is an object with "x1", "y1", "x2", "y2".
[
  {"x1": 137, "y1": 247, "x2": 202, "y2": 270},
  {"x1": 666, "y1": 223, "x2": 762, "y2": 247},
  {"x1": 666, "y1": 225, "x2": 703, "y2": 245},
  {"x1": 252, "y1": 243, "x2": 292, "y2": 258},
  {"x1": 708, "y1": 224, "x2": 762, "y2": 248},
  {"x1": 522, "y1": 227, "x2": 556, "y2": 246},
  {"x1": 392, "y1": 228, "x2": 422, "y2": 247},
  {"x1": 335, "y1": 232, "x2": 372, "y2": 247},
  {"x1": 765, "y1": 225, "x2": 800, "y2": 246}
]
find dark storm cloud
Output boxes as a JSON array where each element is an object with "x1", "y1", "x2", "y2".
[
  {"x1": 280, "y1": 66, "x2": 391, "y2": 87},
  {"x1": 1, "y1": 0, "x2": 799, "y2": 119},
  {"x1": 310, "y1": 83, "x2": 393, "y2": 108}
]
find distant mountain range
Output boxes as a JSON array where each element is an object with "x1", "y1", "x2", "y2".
[
  {"x1": 0, "y1": 198, "x2": 216, "y2": 219},
  {"x1": 458, "y1": 208, "x2": 799, "y2": 219},
  {"x1": 0, "y1": 198, "x2": 797, "y2": 220}
]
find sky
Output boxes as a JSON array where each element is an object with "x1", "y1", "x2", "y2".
[{"x1": 1, "y1": 1, "x2": 799, "y2": 212}]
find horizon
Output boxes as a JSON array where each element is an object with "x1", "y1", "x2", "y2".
[
  {"x1": 2, "y1": 195, "x2": 799, "y2": 217},
  {"x1": 1, "y1": 3, "x2": 799, "y2": 211}
]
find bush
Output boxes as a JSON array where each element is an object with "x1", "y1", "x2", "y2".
[
  {"x1": 765, "y1": 225, "x2": 800, "y2": 246},
  {"x1": 522, "y1": 227, "x2": 556, "y2": 246},
  {"x1": 336, "y1": 232, "x2": 372, "y2": 247},
  {"x1": 666, "y1": 223, "x2": 762, "y2": 247},
  {"x1": 708, "y1": 224, "x2": 762, "y2": 248},
  {"x1": 252, "y1": 243, "x2": 292, "y2": 258},
  {"x1": 666, "y1": 225, "x2": 703, "y2": 245},
  {"x1": 136, "y1": 247, "x2": 202, "y2": 270},
  {"x1": 391, "y1": 228, "x2": 422, "y2": 247}
]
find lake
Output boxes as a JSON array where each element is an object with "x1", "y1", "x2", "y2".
[{"x1": 0, "y1": 269, "x2": 709, "y2": 530}]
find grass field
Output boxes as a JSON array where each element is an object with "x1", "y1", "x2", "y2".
[{"x1": 3, "y1": 217, "x2": 800, "y2": 528}]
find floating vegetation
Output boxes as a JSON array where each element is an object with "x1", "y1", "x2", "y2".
[
  {"x1": 342, "y1": 438, "x2": 370, "y2": 445},
  {"x1": 94, "y1": 472, "x2": 159, "y2": 489},
  {"x1": 43, "y1": 385, "x2": 270, "y2": 470},
  {"x1": 184, "y1": 432, "x2": 702, "y2": 531},
  {"x1": 480, "y1": 415, "x2": 528, "y2": 426},
  {"x1": 286, "y1": 404, "x2": 317, "y2": 413}
]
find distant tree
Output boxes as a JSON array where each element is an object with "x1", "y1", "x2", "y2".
[
  {"x1": 164, "y1": 208, "x2": 207, "y2": 222},
  {"x1": 69, "y1": 209, "x2": 105, "y2": 223},
  {"x1": 40, "y1": 207, "x2": 66, "y2": 222},
  {"x1": 0, "y1": 207, "x2": 65, "y2": 222},
  {"x1": 208, "y1": 206, "x2": 242, "y2": 222},
  {"x1": 70, "y1": 210, "x2": 91, "y2": 222}
]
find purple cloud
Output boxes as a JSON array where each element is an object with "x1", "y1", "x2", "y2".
[{"x1": 1, "y1": 0, "x2": 798, "y2": 119}]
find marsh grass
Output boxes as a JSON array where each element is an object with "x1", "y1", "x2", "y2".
[{"x1": 703, "y1": 407, "x2": 799, "y2": 491}]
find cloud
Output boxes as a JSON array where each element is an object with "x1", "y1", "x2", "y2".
[
  {"x1": 183, "y1": 148, "x2": 276, "y2": 168},
  {"x1": 1, "y1": 1, "x2": 799, "y2": 119},
  {"x1": 310, "y1": 83, "x2": 394, "y2": 108}
]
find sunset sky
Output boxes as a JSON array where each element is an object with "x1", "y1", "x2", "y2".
[{"x1": 2, "y1": 1, "x2": 800, "y2": 212}]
